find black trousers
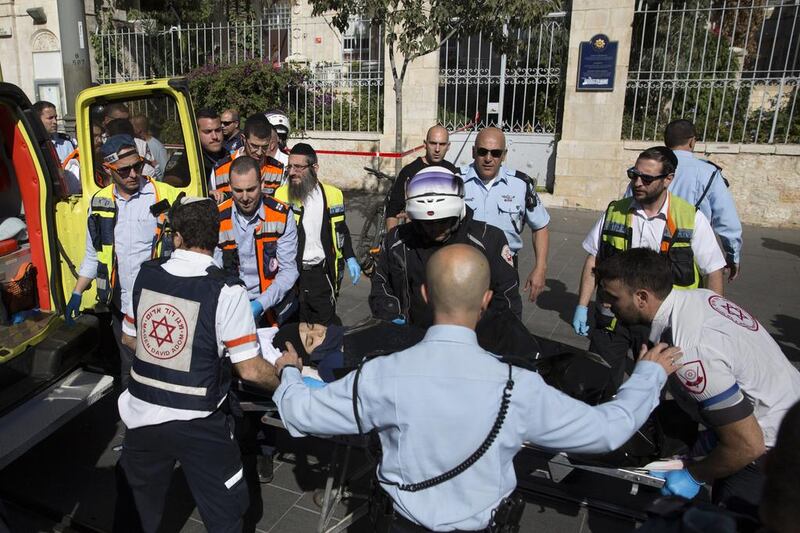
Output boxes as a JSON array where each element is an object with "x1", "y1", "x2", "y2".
[
  {"x1": 298, "y1": 263, "x2": 339, "y2": 325},
  {"x1": 712, "y1": 457, "x2": 765, "y2": 520},
  {"x1": 588, "y1": 322, "x2": 652, "y2": 399},
  {"x1": 389, "y1": 514, "x2": 484, "y2": 533},
  {"x1": 114, "y1": 410, "x2": 248, "y2": 533},
  {"x1": 111, "y1": 307, "x2": 135, "y2": 390}
]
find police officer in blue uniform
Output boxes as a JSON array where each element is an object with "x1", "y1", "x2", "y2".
[
  {"x1": 625, "y1": 119, "x2": 743, "y2": 280},
  {"x1": 274, "y1": 243, "x2": 681, "y2": 532},
  {"x1": 461, "y1": 127, "x2": 550, "y2": 302},
  {"x1": 115, "y1": 197, "x2": 294, "y2": 533},
  {"x1": 33, "y1": 100, "x2": 76, "y2": 163}
]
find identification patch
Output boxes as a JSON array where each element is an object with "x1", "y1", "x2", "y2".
[
  {"x1": 136, "y1": 289, "x2": 200, "y2": 372},
  {"x1": 501, "y1": 244, "x2": 514, "y2": 267},
  {"x1": 677, "y1": 359, "x2": 707, "y2": 395},
  {"x1": 708, "y1": 295, "x2": 759, "y2": 332}
]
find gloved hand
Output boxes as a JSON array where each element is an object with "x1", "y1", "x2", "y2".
[
  {"x1": 572, "y1": 305, "x2": 589, "y2": 336},
  {"x1": 391, "y1": 317, "x2": 406, "y2": 326},
  {"x1": 650, "y1": 470, "x2": 702, "y2": 499},
  {"x1": 250, "y1": 300, "x2": 264, "y2": 320},
  {"x1": 65, "y1": 292, "x2": 82, "y2": 326},
  {"x1": 346, "y1": 257, "x2": 361, "y2": 285}
]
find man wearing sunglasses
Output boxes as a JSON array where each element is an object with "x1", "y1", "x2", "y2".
[
  {"x1": 210, "y1": 114, "x2": 284, "y2": 199},
  {"x1": 221, "y1": 108, "x2": 243, "y2": 152},
  {"x1": 572, "y1": 146, "x2": 725, "y2": 396},
  {"x1": 461, "y1": 127, "x2": 551, "y2": 303},
  {"x1": 66, "y1": 134, "x2": 182, "y2": 388}
]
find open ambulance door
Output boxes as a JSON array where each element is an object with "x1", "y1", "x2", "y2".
[{"x1": 55, "y1": 78, "x2": 206, "y2": 310}]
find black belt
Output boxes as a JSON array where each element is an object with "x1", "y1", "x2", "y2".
[{"x1": 301, "y1": 261, "x2": 325, "y2": 271}]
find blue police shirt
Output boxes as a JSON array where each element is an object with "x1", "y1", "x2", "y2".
[
  {"x1": 275, "y1": 324, "x2": 667, "y2": 531},
  {"x1": 52, "y1": 133, "x2": 76, "y2": 164},
  {"x1": 460, "y1": 163, "x2": 550, "y2": 254},
  {"x1": 213, "y1": 198, "x2": 299, "y2": 311},
  {"x1": 624, "y1": 150, "x2": 742, "y2": 264}
]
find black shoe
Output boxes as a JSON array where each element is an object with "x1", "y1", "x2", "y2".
[{"x1": 257, "y1": 454, "x2": 274, "y2": 484}]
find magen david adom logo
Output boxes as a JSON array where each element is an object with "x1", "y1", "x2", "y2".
[{"x1": 141, "y1": 303, "x2": 189, "y2": 359}]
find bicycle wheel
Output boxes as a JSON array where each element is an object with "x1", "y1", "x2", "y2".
[{"x1": 357, "y1": 204, "x2": 385, "y2": 272}]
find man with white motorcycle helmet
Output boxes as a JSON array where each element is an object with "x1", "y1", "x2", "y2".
[
  {"x1": 265, "y1": 109, "x2": 290, "y2": 166},
  {"x1": 369, "y1": 166, "x2": 522, "y2": 329}
]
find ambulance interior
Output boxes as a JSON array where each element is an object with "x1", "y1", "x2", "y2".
[{"x1": 0, "y1": 101, "x2": 55, "y2": 348}]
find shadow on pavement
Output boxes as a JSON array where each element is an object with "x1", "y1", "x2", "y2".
[
  {"x1": 771, "y1": 314, "x2": 800, "y2": 363},
  {"x1": 535, "y1": 279, "x2": 579, "y2": 326},
  {"x1": 761, "y1": 237, "x2": 800, "y2": 258}
]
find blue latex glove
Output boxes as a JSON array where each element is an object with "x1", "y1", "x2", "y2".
[
  {"x1": 65, "y1": 292, "x2": 82, "y2": 327},
  {"x1": 346, "y1": 257, "x2": 361, "y2": 285},
  {"x1": 572, "y1": 305, "x2": 589, "y2": 336},
  {"x1": 250, "y1": 300, "x2": 264, "y2": 320},
  {"x1": 303, "y1": 376, "x2": 327, "y2": 389},
  {"x1": 391, "y1": 317, "x2": 406, "y2": 326},
  {"x1": 11, "y1": 309, "x2": 39, "y2": 325},
  {"x1": 650, "y1": 470, "x2": 702, "y2": 499}
]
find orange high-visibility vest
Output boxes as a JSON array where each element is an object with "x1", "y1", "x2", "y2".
[{"x1": 211, "y1": 148, "x2": 284, "y2": 197}]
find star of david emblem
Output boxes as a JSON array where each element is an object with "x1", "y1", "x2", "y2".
[
  {"x1": 722, "y1": 303, "x2": 745, "y2": 321},
  {"x1": 149, "y1": 316, "x2": 176, "y2": 347}
]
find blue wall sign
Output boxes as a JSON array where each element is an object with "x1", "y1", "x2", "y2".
[{"x1": 577, "y1": 34, "x2": 618, "y2": 92}]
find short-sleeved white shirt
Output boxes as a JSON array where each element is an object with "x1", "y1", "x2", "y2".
[
  {"x1": 649, "y1": 289, "x2": 800, "y2": 447},
  {"x1": 119, "y1": 249, "x2": 260, "y2": 429},
  {"x1": 581, "y1": 193, "x2": 726, "y2": 275}
]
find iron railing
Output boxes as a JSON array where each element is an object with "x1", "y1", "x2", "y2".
[{"x1": 625, "y1": 0, "x2": 800, "y2": 144}]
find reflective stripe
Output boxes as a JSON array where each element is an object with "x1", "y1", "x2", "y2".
[
  {"x1": 224, "y1": 333, "x2": 257, "y2": 348},
  {"x1": 130, "y1": 367, "x2": 208, "y2": 396},
  {"x1": 225, "y1": 467, "x2": 244, "y2": 489}
]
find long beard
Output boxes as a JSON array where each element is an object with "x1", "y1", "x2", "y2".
[{"x1": 289, "y1": 172, "x2": 318, "y2": 203}]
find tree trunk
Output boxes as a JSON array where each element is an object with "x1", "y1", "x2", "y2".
[{"x1": 394, "y1": 75, "x2": 403, "y2": 176}]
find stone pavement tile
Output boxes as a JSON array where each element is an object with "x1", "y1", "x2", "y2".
[
  {"x1": 246, "y1": 484, "x2": 305, "y2": 532},
  {"x1": 268, "y1": 505, "x2": 327, "y2": 533}
]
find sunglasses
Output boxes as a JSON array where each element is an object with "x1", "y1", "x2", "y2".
[
  {"x1": 627, "y1": 167, "x2": 670, "y2": 185},
  {"x1": 221, "y1": 120, "x2": 237, "y2": 126},
  {"x1": 476, "y1": 147, "x2": 505, "y2": 158},
  {"x1": 108, "y1": 160, "x2": 145, "y2": 177}
]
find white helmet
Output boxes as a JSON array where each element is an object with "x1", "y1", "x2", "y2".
[
  {"x1": 405, "y1": 166, "x2": 465, "y2": 221},
  {"x1": 265, "y1": 110, "x2": 290, "y2": 135}
]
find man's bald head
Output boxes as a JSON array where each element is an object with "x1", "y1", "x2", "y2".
[
  {"x1": 424, "y1": 124, "x2": 450, "y2": 164},
  {"x1": 425, "y1": 244, "x2": 491, "y2": 319},
  {"x1": 473, "y1": 127, "x2": 506, "y2": 180}
]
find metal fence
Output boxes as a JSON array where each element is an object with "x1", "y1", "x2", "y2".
[
  {"x1": 625, "y1": 0, "x2": 800, "y2": 144},
  {"x1": 437, "y1": 14, "x2": 569, "y2": 134},
  {"x1": 93, "y1": 14, "x2": 384, "y2": 132}
]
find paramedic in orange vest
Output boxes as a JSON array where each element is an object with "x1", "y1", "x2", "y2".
[
  {"x1": 210, "y1": 114, "x2": 285, "y2": 199},
  {"x1": 215, "y1": 156, "x2": 298, "y2": 326}
]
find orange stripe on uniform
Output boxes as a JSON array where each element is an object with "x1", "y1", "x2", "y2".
[
  {"x1": 224, "y1": 333, "x2": 258, "y2": 348},
  {"x1": 124, "y1": 314, "x2": 135, "y2": 324}
]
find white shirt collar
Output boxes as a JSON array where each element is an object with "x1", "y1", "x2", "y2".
[
  {"x1": 648, "y1": 289, "x2": 677, "y2": 344},
  {"x1": 166, "y1": 249, "x2": 216, "y2": 275}
]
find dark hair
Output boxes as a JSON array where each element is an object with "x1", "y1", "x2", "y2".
[
  {"x1": 229, "y1": 156, "x2": 260, "y2": 182},
  {"x1": 106, "y1": 118, "x2": 135, "y2": 137},
  {"x1": 105, "y1": 102, "x2": 130, "y2": 118},
  {"x1": 32, "y1": 101, "x2": 56, "y2": 117},
  {"x1": 637, "y1": 146, "x2": 678, "y2": 175},
  {"x1": 290, "y1": 142, "x2": 318, "y2": 166},
  {"x1": 243, "y1": 114, "x2": 273, "y2": 140},
  {"x1": 170, "y1": 199, "x2": 219, "y2": 252},
  {"x1": 761, "y1": 400, "x2": 800, "y2": 532},
  {"x1": 594, "y1": 248, "x2": 673, "y2": 300},
  {"x1": 195, "y1": 108, "x2": 220, "y2": 121},
  {"x1": 664, "y1": 119, "x2": 696, "y2": 148}
]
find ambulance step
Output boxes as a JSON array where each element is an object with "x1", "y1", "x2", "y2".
[{"x1": 0, "y1": 369, "x2": 113, "y2": 470}]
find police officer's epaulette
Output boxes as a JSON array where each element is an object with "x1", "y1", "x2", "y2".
[
  {"x1": 699, "y1": 158, "x2": 723, "y2": 171},
  {"x1": 214, "y1": 153, "x2": 234, "y2": 169},
  {"x1": 205, "y1": 265, "x2": 245, "y2": 287},
  {"x1": 265, "y1": 155, "x2": 284, "y2": 169},
  {"x1": 55, "y1": 132, "x2": 77, "y2": 146},
  {"x1": 511, "y1": 170, "x2": 538, "y2": 210},
  {"x1": 264, "y1": 195, "x2": 289, "y2": 213}
]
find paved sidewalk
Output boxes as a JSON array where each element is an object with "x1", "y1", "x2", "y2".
[{"x1": 3, "y1": 199, "x2": 798, "y2": 533}]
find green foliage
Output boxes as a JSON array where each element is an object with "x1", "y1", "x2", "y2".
[
  {"x1": 623, "y1": 1, "x2": 800, "y2": 144},
  {"x1": 184, "y1": 60, "x2": 383, "y2": 132}
]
